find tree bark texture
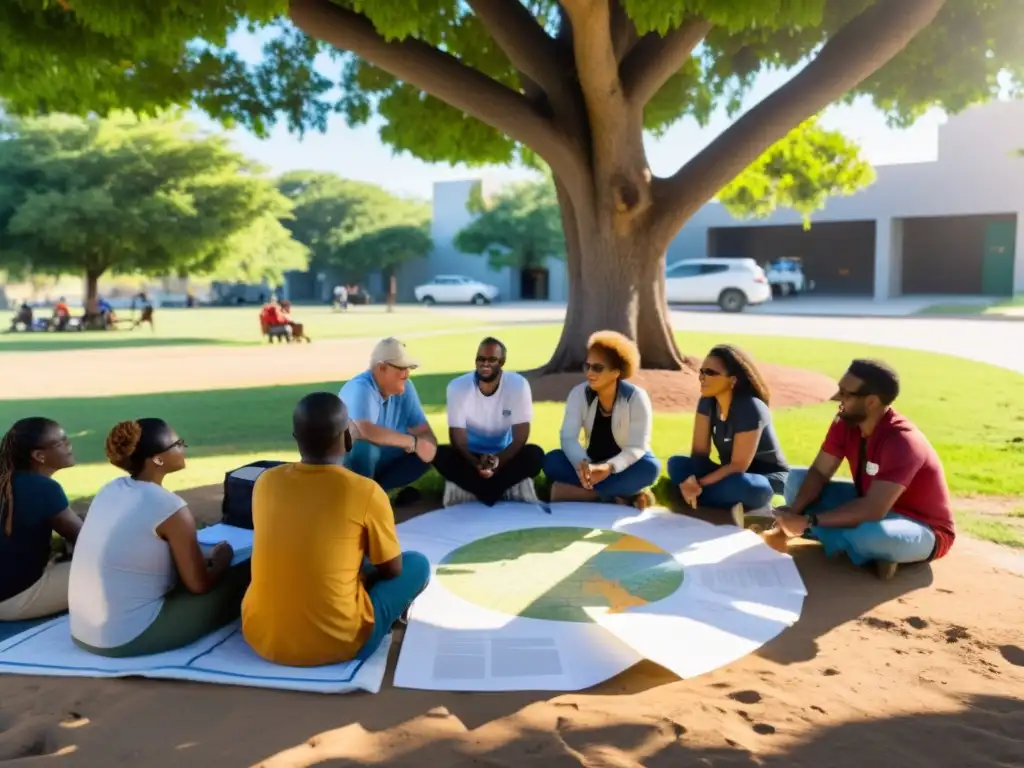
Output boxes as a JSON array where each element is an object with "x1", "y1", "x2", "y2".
[{"x1": 288, "y1": 0, "x2": 947, "y2": 372}]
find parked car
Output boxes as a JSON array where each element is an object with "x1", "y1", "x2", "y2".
[
  {"x1": 765, "y1": 257, "x2": 814, "y2": 297},
  {"x1": 413, "y1": 275, "x2": 500, "y2": 305},
  {"x1": 664, "y1": 258, "x2": 772, "y2": 312}
]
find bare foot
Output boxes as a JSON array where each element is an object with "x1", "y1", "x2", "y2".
[
  {"x1": 549, "y1": 482, "x2": 599, "y2": 503},
  {"x1": 633, "y1": 489, "x2": 655, "y2": 510},
  {"x1": 874, "y1": 560, "x2": 899, "y2": 581},
  {"x1": 761, "y1": 526, "x2": 790, "y2": 554}
]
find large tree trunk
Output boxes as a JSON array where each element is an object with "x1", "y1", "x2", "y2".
[
  {"x1": 84, "y1": 268, "x2": 102, "y2": 307},
  {"x1": 540, "y1": 182, "x2": 686, "y2": 373}
]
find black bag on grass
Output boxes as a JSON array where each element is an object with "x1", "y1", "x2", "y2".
[{"x1": 221, "y1": 460, "x2": 286, "y2": 529}]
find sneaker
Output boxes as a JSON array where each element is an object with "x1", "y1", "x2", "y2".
[
  {"x1": 729, "y1": 503, "x2": 745, "y2": 529},
  {"x1": 503, "y1": 478, "x2": 540, "y2": 504},
  {"x1": 392, "y1": 486, "x2": 422, "y2": 507},
  {"x1": 442, "y1": 481, "x2": 477, "y2": 508}
]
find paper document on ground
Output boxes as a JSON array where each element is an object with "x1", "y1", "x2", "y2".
[
  {"x1": 197, "y1": 523, "x2": 253, "y2": 565},
  {"x1": 0, "y1": 616, "x2": 389, "y2": 694},
  {"x1": 394, "y1": 502, "x2": 805, "y2": 692}
]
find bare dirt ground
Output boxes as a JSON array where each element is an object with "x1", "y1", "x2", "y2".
[
  {"x1": 0, "y1": 338, "x2": 383, "y2": 399},
  {"x1": 1, "y1": 340, "x2": 1022, "y2": 767}
]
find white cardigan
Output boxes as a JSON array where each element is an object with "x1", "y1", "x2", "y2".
[{"x1": 559, "y1": 380, "x2": 653, "y2": 474}]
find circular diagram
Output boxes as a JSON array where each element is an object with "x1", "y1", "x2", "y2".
[
  {"x1": 437, "y1": 526, "x2": 685, "y2": 623},
  {"x1": 393, "y1": 502, "x2": 807, "y2": 693}
]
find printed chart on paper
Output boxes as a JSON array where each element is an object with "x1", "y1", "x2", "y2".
[{"x1": 394, "y1": 502, "x2": 806, "y2": 692}]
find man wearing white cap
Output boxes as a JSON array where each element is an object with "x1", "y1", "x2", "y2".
[{"x1": 339, "y1": 337, "x2": 437, "y2": 503}]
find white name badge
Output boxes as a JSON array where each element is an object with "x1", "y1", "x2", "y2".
[{"x1": 865, "y1": 461, "x2": 879, "y2": 476}]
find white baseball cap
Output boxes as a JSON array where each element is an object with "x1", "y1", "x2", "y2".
[{"x1": 370, "y1": 337, "x2": 419, "y2": 369}]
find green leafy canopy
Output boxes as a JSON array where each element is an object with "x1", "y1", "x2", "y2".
[
  {"x1": 0, "y1": 111, "x2": 292, "y2": 295},
  {"x1": 277, "y1": 170, "x2": 432, "y2": 282},
  {"x1": 455, "y1": 178, "x2": 565, "y2": 269},
  {"x1": 2, "y1": 1, "x2": 1021, "y2": 167}
]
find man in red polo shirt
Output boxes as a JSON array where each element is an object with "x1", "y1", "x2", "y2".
[{"x1": 765, "y1": 359, "x2": 955, "y2": 580}]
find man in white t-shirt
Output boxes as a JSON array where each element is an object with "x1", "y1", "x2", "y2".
[{"x1": 434, "y1": 337, "x2": 544, "y2": 506}]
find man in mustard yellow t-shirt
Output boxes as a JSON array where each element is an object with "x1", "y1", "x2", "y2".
[{"x1": 242, "y1": 392, "x2": 430, "y2": 666}]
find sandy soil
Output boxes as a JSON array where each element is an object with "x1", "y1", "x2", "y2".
[
  {"x1": 528, "y1": 360, "x2": 837, "y2": 412},
  {"x1": 1, "y1": 488, "x2": 1021, "y2": 767},
  {"x1": 1, "y1": 341, "x2": 1021, "y2": 767}
]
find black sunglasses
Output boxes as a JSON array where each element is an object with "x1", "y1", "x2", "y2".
[
  {"x1": 698, "y1": 368, "x2": 723, "y2": 377},
  {"x1": 582, "y1": 362, "x2": 607, "y2": 373},
  {"x1": 163, "y1": 438, "x2": 188, "y2": 451}
]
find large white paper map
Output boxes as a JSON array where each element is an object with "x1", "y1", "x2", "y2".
[{"x1": 393, "y1": 501, "x2": 806, "y2": 692}]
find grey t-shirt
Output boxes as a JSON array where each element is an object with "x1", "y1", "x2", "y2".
[{"x1": 697, "y1": 395, "x2": 789, "y2": 485}]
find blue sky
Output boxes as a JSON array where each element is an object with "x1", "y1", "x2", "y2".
[{"x1": 198, "y1": 31, "x2": 949, "y2": 200}]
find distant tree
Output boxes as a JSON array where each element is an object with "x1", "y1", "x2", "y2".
[
  {"x1": 203, "y1": 213, "x2": 310, "y2": 285},
  {"x1": 0, "y1": 111, "x2": 290, "y2": 303},
  {"x1": 455, "y1": 178, "x2": 565, "y2": 270},
  {"x1": 0, "y1": 1, "x2": 1018, "y2": 369},
  {"x1": 277, "y1": 170, "x2": 432, "y2": 283}
]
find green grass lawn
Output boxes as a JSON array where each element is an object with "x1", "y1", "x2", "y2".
[
  {"x1": 916, "y1": 296, "x2": 1024, "y2": 317},
  {"x1": 0, "y1": 305, "x2": 484, "y2": 351},
  {"x1": 3, "y1": 326, "x2": 1022, "y2": 520}
]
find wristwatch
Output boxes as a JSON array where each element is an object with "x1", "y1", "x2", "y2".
[
  {"x1": 807, "y1": 512, "x2": 819, "y2": 528},
  {"x1": 406, "y1": 435, "x2": 418, "y2": 454}
]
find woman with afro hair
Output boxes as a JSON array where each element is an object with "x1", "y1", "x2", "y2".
[
  {"x1": 543, "y1": 331, "x2": 660, "y2": 509},
  {"x1": 69, "y1": 418, "x2": 248, "y2": 658},
  {"x1": 668, "y1": 344, "x2": 789, "y2": 523}
]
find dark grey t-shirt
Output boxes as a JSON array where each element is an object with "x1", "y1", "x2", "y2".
[{"x1": 697, "y1": 395, "x2": 789, "y2": 486}]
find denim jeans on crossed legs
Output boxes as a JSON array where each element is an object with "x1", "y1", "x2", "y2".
[
  {"x1": 783, "y1": 468, "x2": 936, "y2": 566},
  {"x1": 542, "y1": 449, "x2": 661, "y2": 501}
]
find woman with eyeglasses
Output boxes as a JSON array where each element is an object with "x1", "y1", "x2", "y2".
[
  {"x1": 69, "y1": 419, "x2": 248, "y2": 657},
  {"x1": 668, "y1": 345, "x2": 789, "y2": 524},
  {"x1": 0, "y1": 418, "x2": 81, "y2": 623},
  {"x1": 543, "y1": 331, "x2": 660, "y2": 508}
]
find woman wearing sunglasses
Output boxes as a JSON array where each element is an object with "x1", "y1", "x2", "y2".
[
  {"x1": 543, "y1": 331, "x2": 660, "y2": 508},
  {"x1": 668, "y1": 344, "x2": 789, "y2": 525},
  {"x1": 69, "y1": 419, "x2": 247, "y2": 657}
]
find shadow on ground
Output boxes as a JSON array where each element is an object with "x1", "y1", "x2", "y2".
[{"x1": 0, "y1": 335, "x2": 246, "y2": 353}]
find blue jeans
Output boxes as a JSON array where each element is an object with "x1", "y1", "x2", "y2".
[
  {"x1": 784, "y1": 468, "x2": 937, "y2": 565},
  {"x1": 345, "y1": 442, "x2": 430, "y2": 492},
  {"x1": 355, "y1": 551, "x2": 431, "y2": 661},
  {"x1": 543, "y1": 449, "x2": 661, "y2": 501},
  {"x1": 667, "y1": 454, "x2": 779, "y2": 511}
]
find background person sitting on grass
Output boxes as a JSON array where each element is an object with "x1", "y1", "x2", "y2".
[
  {"x1": 0, "y1": 418, "x2": 81, "y2": 623},
  {"x1": 339, "y1": 337, "x2": 438, "y2": 505},
  {"x1": 543, "y1": 331, "x2": 660, "y2": 509},
  {"x1": 69, "y1": 419, "x2": 247, "y2": 658},
  {"x1": 668, "y1": 344, "x2": 789, "y2": 523},
  {"x1": 765, "y1": 359, "x2": 956, "y2": 581},
  {"x1": 433, "y1": 337, "x2": 545, "y2": 507},
  {"x1": 242, "y1": 393, "x2": 430, "y2": 666}
]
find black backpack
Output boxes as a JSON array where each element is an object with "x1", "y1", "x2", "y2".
[{"x1": 220, "y1": 460, "x2": 287, "y2": 529}]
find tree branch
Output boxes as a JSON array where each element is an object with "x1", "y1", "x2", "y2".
[
  {"x1": 620, "y1": 17, "x2": 713, "y2": 106},
  {"x1": 610, "y1": 0, "x2": 640, "y2": 63},
  {"x1": 651, "y1": 0, "x2": 947, "y2": 241},
  {"x1": 465, "y1": 0, "x2": 570, "y2": 100},
  {"x1": 288, "y1": 0, "x2": 582, "y2": 181}
]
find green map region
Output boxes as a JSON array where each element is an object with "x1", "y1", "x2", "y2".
[{"x1": 437, "y1": 526, "x2": 684, "y2": 623}]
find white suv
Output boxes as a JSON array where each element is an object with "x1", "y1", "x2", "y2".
[
  {"x1": 413, "y1": 275, "x2": 501, "y2": 305},
  {"x1": 664, "y1": 258, "x2": 772, "y2": 312}
]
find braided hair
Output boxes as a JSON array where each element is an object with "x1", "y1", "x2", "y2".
[
  {"x1": 0, "y1": 417, "x2": 61, "y2": 536},
  {"x1": 708, "y1": 344, "x2": 771, "y2": 406},
  {"x1": 105, "y1": 418, "x2": 175, "y2": 477}
]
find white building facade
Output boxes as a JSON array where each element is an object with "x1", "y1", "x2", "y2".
[{"x1": 400, "y1": 100, "x2": 1024, "y2": 302}]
